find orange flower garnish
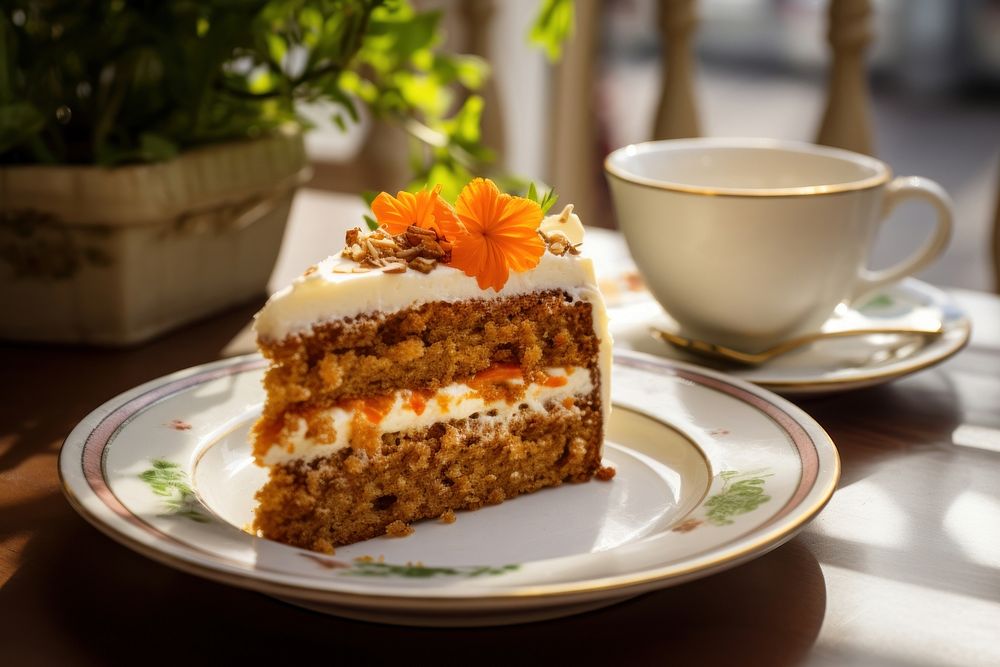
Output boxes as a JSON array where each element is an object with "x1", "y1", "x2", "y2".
[
  {"x1": 449, "y1": 178, "x2": 544, "y2": 292},
  {"x1": 371, "y1": 184, "x2": 462, "y2": 239}
]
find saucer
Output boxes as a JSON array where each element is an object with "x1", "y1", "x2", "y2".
[{"x1": 610, "y1": 278, "x2": 971, "y2": 396}]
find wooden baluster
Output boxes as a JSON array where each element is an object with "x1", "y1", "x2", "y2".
[
  {"x1": 653, "y1": 0, "x2": 700, "y2": 139},
  {"x1": 816, "y1": 0, "x2": 875, "y2": 155},
  {"x1": 993, "y1": 163, "x2": 1000, "y2": 293},
  {"x1": 549, "y1": 0, "x2": 602, "y2": 224},
  {"x1": 458, "y1": 0, "x2": 505, "y2": 159}
]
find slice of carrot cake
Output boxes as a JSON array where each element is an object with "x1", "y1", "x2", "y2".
[{"x1": 251, "y1": 178, "x2": 612, "y2": 553}]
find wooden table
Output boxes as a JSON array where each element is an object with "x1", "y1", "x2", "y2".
[{"x1": 2, "y1": 190, "x2": 999, "y2": 666}]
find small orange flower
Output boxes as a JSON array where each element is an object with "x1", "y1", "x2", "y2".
[
  {"x1": 449, "y1": 178, "x2": 544, "y2": 291},
  {"x1": 371, "y1": 184, "x2": 462, "y2": 239}
]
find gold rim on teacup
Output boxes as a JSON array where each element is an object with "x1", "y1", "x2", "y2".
[{"x1": 604, "y1": 137, "x2": 892, "y2": 198}]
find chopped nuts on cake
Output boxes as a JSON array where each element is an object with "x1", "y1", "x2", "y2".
[
  {"x1": 340, "y1": 225, "x2": 453, "y2": 274},
  {"x1": 538, "y1": 228, "x2": 582, "y2": 256}
]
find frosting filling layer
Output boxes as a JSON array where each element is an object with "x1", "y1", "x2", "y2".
[{"x1": 262, "y1": 366, "x2": 593, "y2": 465}]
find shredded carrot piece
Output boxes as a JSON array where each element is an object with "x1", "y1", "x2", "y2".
[
  {"x1": 470, "y1": 364, "x2": 523, "y2": 386},
  {"x1": 339, "y1": 395, "x2": 395, "y2": 424},
  {"x1": 407, "y1": 389, "x2": 433, "y2": 416},
  {"x1": 541, "y1": 374, "x2": 568, "y2": 388}
]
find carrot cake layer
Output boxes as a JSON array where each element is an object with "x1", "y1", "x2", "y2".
[
  {"x1": 256, "y1": 290, "x2": 597, "y2": 408},
  {"x1": 254, "y1": 391, "x2": 603, "y2": 551}
]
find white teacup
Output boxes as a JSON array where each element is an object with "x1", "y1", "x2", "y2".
[{"x1": 605, "y1": 137, "x2": 953, "y2": 351}]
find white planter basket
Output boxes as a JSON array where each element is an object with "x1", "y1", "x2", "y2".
[{"x1": 0, "y1": 131, "x2": 309, "y2": 345}]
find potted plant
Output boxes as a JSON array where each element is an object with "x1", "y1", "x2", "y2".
[{"x1": 0, "y1": 0, "x2": 571, "y2": 344}]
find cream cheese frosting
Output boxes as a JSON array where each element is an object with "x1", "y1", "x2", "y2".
[{"x1": 262, "y1": 366, "x2": 594, "y2": 465}]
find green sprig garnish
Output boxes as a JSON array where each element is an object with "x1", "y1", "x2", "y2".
[{"x1": 526, "y1": 182, "x2": 559, "y2": 215}]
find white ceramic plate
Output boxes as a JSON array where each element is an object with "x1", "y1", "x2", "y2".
[
  {"x1": 611, "y1": 278, "x2": 971, "y2": 396},
  {"x1": 60, "y1": 350, "x2": 839, "y2": 626}
]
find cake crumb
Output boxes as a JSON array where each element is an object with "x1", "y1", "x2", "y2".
[
  {"x1": 672, "y1": 518, "x2": 703, "y2": 533},
  {"x1": 440, "y1": 509, "x2": 457, "y2": 524},
  {"x1": 385, "y1": 520, "x2": 414, "y2": 538},
  {"x1": 313, "y1": 538, "x2": 336, "y2": 554},
  {"x1": 344, "y1": 454, "x2": 366, "y2": 475},
  {"x1": 596, "y1": 465, "x2": 616, "y2": 481},
  {"x1": 354, "y1": 554, "x2": 386, "y2": 563}
]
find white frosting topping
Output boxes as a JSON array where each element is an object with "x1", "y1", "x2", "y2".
[
  {"x1": 254, "y1": 251, "x2": 597, "y2": 341},
  {"x1": 263, "y1": 366, "x2": 593, "y2": 465}
]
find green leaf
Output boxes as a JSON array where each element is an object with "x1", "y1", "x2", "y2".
[
  {"x1": 300, "y1": 6, "x2": 323, "y2": 33},
  {"x1": 398, "y1": 74, "x2": 449, "y2": 117},
  {"x1": 339, "y1": 71, "x2": 378, "y2": 104},
  {"x1": 429, "y1": 54, "x2": 489, "y2": 90},
  {"x1": 267, "y1": 34, "x2": 287, "y2": 67},
  {"x1": 538, "y1": 188, "x2": 558, "y2": 214},
  {"x1": 525, "y1": 182, "x2": 559, "y2": 214},
  {"x1": 411, "y1": 48, "x2": 434, "y2": 72},
  {"x1": 412, "y1": 161, "x2": 471, "y2": 203},
  {"x1": 248, "y1": 68, "x2": 278, "y2": 95},
  {"x1": 363, "y1": 214, "x2": 379, "y2": 231},
  {"x1": 452, "y1": 95, "x2": 483, "y2": 145},
  {"x1": 453, "y1": 55, "x2": 488, "y2": 90},
  {"x1": 368, "y1": 11, "x2": 440, "y2": 62},
  {"x1": 529, "y1": 0, "x2": 575, "y2": 62}
]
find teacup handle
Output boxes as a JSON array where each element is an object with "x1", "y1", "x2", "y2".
[{"x1": 850, "y1": 175, "x2": 953, "y2": 302}]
